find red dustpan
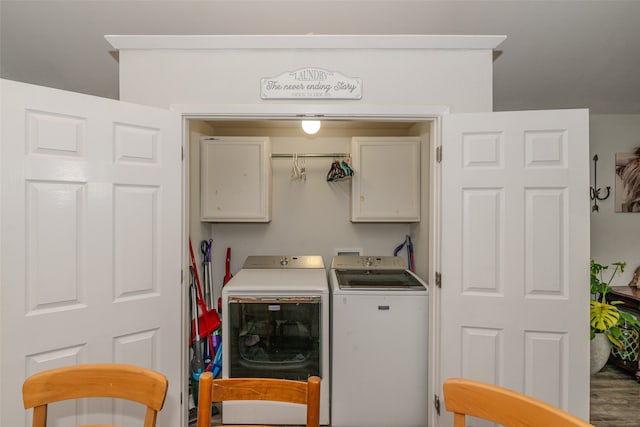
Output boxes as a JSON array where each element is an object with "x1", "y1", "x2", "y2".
[
  {"x1": 191, "y1": 308, "x2": 220, "y2": 345},
  {"x1": 189, "y1": 238, "x2": 221, "y2": 345}
]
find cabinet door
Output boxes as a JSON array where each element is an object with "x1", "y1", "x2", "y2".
[
  {"x1": 351, "y1": 136, "x2": 421, "y2": 222},
  {"x1": 200, "y1": 136, "x2": 272, "y2": 222}
]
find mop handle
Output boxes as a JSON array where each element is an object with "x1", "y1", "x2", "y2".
[
  {"x1": 189, "y1": 237, "x2": 207, "y2": 307},
  {"x1": 189, "y1": 237, "x2": 213, "y2": 340},
  {"x1": 190, "y1": 274, "x2": 200, "y2": 340}
]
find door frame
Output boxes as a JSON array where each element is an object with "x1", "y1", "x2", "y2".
[{"x1": 172, "y1": 103, "x2": 447, "y2": 425}]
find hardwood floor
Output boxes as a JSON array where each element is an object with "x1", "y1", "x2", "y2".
[{"x1": 591, "y1": 363, "x2": 640, "y2": 426}]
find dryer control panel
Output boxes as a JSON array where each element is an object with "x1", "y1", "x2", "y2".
[{"x1": 242, "y1": 255, "x2": 324, "y2": 269}]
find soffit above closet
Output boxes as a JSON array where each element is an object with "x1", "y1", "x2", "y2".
[{"x1": 202, "y1": 120, "x2": 425, "y2": 138}]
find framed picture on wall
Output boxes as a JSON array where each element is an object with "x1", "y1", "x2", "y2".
[{"x1": 615, "y1": 147, "x2": 640, "y2": 212}]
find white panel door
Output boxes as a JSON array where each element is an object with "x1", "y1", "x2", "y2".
[
  {"x1": 439, "y1": 109, "x2": 590, "y2": 425},
  {"x1": 0, "y1": 79, "x2": 182, "y2": 427}
]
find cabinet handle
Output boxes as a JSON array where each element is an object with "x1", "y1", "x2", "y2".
[{"x1": 378, "y1": 305, "x2": 390, "y2": 310}]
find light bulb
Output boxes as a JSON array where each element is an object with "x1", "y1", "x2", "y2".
[{"x1": 301, "y1": 120, "x2": 321, "y2": 135}]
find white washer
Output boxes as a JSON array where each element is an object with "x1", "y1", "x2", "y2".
[
  {"x1": 330, "y1": 256, "x2": 429, "y2": 427},
  {"x1": 222, "y1": 255, "x2": 330, "y2": 425}
]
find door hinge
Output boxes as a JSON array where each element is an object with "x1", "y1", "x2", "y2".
[
  {"x1": 436, "y1": 146, "x2": 442, "y2": 163},
  {"x1": 435, "y1": 271, "x2": 442, "y2": 288},
  {"x1": 434, "y1": 394, "x2": 441, "y2": 415}
]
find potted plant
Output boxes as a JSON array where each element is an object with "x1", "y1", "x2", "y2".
[{"x1": 590, "y1": 260, "x2": 640, "y2": 374}]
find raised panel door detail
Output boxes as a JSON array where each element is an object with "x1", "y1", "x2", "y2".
[
  {"x1": 113, "y1": 329, "x2": 158, "y2": 366},
  {"x1": 26, "y1": 110, "x2": 86, "y2": 158},
  {"x1": 27, "y1": 345, "x2": 85, "y2": 373},
  {"x1": 462, "y1": 131, "x2": 503, "y2": 168},
  {"x1": 114, "y1": 123, "x2": 160, "y2": 164},
  {"x1": 351, "y1": 136, "x2": 420, "y2": 222},
  {"x1": 525, "y1": 188, "x2": 568, "y2": 297},
  {"x1": 525, "y1": 130, "x2": 567, "y2": 168},
  {"x1": 524, "y1": 331, "x2": 568, "y2": 408},
  {"x1": 114, "y1": 185, "x2": 159, "y2": 299},
  {"x1": 461, "y1": 327, "x2": 502, "y2": 384},
  {"x1": 462, "y1": 188, "x2": 503, "y2": 294},
  {"x1": 26, "y1": 345, "x2": 88, "y2": 427},
  {"x1": 27, "y1": 181, "x2": 86, "y2": 314},
  {"x1": 201, "y1": 137, "x2": 272, "y2": 222}
]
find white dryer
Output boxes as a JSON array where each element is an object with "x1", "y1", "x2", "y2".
[
  {"x1": 330, "y1": 256, "x2": 429, "y2": 427},
  {"x1": 222, "y1": 255, "x2": 330, "y2": 425}
]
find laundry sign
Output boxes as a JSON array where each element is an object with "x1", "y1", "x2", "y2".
[{"x1": 261, "y1": 67, "x2": 362, "y2": 99}]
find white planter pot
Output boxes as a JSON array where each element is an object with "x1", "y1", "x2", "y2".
[{"x1": 590, "y1": 332, "x2": 612, "y2": 375}]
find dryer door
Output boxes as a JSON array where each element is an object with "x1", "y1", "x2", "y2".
[{"x1": 227, "y1": 296, "x2": 322, "y2": 380}]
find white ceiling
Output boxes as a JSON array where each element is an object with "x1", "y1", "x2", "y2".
[{"x1": 1, "y1": 0, "x2": 639, "y2": 114}]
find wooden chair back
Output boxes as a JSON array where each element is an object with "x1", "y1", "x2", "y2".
[
  {"x1": 443, "y1": 377, "x2": 594, "y2": 427},
  {"x1": 197, "y1": 371, "x2": 321, "y2": 427},
  {"x1": 22, "y1": 363, "x2": 168, "y2": 427}
]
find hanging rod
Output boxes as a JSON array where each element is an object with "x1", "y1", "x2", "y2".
[{"x1": 271, "y1": 153, "x2": 350, "y2": 158}]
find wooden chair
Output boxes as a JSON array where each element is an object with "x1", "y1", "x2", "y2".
[
  {"x1": 443, "y1": 377, "x2": 594, "y2": 427},
  {"x1": 197, "y1": 371, "x2": 320, "y2": 427},
  {"x1": 22, "y1": 363, "x2": 168, "y2": 427}
]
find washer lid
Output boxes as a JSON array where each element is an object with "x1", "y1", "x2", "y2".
[{"x1": 334, "y1": 269, "x2": 426, "y2": 291}]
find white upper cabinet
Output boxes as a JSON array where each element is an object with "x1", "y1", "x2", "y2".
[
  {"x1": 351, "y1": 136, "x2": 421, "y2": 222},
  {"x1": 200, "y1": 136, "x2": 272, "y2": 222}
]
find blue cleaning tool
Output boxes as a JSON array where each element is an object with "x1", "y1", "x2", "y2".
[
  {"x1": 393, "y1": 239, "x2": 406, "y2": 256},
  {"x1": 211, "y1": 342, "x2": 223, "y2": 378},
  {"x1": 406, "y1": 235, "x2": 414, "y2": 272},
  {"x1": 393, "y1": 235, "x2": 414, "y2": 271}
]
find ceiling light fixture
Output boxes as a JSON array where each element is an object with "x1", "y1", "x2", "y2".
[{"x1": 301, "y1": 120, "x2": 321, "y2": 135}]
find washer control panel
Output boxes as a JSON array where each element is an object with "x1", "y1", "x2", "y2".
[{"x1": 330, "y1": 255, "x2": 407, "y2": 270}]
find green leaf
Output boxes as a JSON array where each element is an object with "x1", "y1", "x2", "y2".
[{"x1": 590, "y1": 300, "x2": 620, "y2": 331}]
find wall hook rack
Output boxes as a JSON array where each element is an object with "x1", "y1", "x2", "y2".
[{"x1": 590, "y1": 154, "x2": 610, "y2": 212}]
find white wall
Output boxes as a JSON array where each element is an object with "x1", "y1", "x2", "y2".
[{"x1": 590, "y1": 114, "x2": 640, "y2": 285}]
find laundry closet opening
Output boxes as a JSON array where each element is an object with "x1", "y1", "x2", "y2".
[{"x1": 184, "y1": 116, "x2": 436, "y2": 417}]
